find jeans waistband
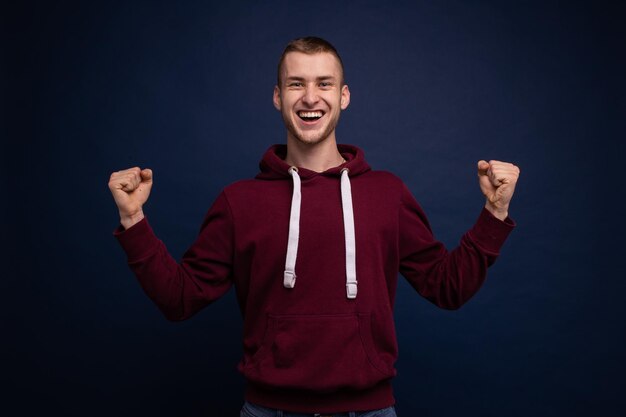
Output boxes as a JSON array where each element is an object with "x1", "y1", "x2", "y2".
[{"x1": 241, "y1": 401, "x2": 397, "y2": 417}]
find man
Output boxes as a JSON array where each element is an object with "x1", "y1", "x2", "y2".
[{"x1": 109, "y1": 37, "x2": 519, "y2": 416}]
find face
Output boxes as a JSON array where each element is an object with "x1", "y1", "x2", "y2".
[{"x1": 273, "y1": 52, "x2": 350, "y2": 146}]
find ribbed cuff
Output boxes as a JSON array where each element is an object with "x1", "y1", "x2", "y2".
[
  {"x1": 113, "y1": 217, "x2": 160, "y2": 262},
  {"x1": 467, "y1": 208, "x2": 515, "y2": 254}
]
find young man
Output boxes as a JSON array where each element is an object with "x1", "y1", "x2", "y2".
[{"x1": 109, "y1": 37, "x2": 519, "y2": 416}]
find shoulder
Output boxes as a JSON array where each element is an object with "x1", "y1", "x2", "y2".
[
  {"x1": 222, "y1": 178, "x2": 265, "y2": 200},
  {"x1": 221, "y1": 177, "x2": 291, "y2": 206},
  {"x1": 352, "y1": 170, "x2": 413, "y2": 208},
  {"x1": 362, "y1": 169, "x2": 425, "y2": 209},
  {"x1": 223, "y1": 178, "x2": 260, "y2": 193}
]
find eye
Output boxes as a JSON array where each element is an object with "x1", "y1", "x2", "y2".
[
  {"x1": 319, "y1": 82, "x2": 332, "y2": 88},
  {"x1": 288, "y1": 82, "x2": 304, "y2": 88}
]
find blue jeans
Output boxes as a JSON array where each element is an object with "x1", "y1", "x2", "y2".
[{"x1": 240, "y1": 401, "x2": 397, "y2": 417}]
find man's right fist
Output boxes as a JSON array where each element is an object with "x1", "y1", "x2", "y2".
[{"x1": 108, "y1": 167, "x2": 153, "y2": 229}]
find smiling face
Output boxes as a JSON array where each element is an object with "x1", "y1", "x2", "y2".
[{"x1": 273, "y1": 51, "x2": 350, "y2": 146}]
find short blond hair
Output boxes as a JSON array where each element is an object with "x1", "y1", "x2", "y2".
[{"x1": 277, "y1": 36, "x2": 345, "y2": 86}]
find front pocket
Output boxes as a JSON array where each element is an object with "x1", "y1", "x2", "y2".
[{"x1": 242, "y1": 313, "x2": 395, "y2": 392}]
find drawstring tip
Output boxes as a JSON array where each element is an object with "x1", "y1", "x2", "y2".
[
  {"x1": 346, "y1": 282, "x2": 358, "y2": 299},
  {"x1": 283, "y1": 271, "x2": 296, "y2": 289}
]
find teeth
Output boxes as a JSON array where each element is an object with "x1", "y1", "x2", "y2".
[{"x1": 298, "y1": 111, "x2": 323, "y2": 118}]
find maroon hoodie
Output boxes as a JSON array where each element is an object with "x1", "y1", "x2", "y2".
[{"x1": 114, "y1": 144, "x2": 514, "y2": 413}]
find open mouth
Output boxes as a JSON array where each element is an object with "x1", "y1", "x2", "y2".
[{"x1": 297, "y1": 110, "x2": 325, "y2": 122}]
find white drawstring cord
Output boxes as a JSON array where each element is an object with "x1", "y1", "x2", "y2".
[
  {"x1": 283, "y1": 167, "x2": 300, "y2": 289},
  {"x1": 341, "y1": 168, "x2": 357, "y2": 299}
]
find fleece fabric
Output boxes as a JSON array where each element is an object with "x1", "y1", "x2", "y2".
[{"x1": 114, "y1": 144, "x2": 515, "y2": 413}]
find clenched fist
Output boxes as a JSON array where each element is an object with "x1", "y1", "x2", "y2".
[
  {"x1": 477, "y1": 160, "x2": 520, "y2": 221},
  {"x1": 108, "y1": 167, "x2": 153, "y2": 229}
]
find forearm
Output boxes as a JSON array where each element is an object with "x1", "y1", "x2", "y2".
[{"x1": 401, "y1": 208, "x2": 514, "y2": 309}]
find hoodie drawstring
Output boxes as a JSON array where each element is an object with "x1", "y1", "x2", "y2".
[
  {"x1": 340, "y1": 168, "x2": 358, "y2": 299},
  {"x1": 283, "y1": 167, "x2": 357, "y2": 299},
  {"x1": 283, "y1": 167, "x2": 301, "y2": 289}
]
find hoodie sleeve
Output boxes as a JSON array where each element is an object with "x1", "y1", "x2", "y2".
[
  {"x1": 114, "y1": 192, "x2": 234, "y2": 321},
  {"x1": 398, "y1": 183, "x2": 514, "y2": 309}
]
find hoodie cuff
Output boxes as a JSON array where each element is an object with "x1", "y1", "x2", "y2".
[
  {"x1": 467, "y1": 208, "x2": 516, "y2": 254},
  {"x1": 113, "y1": 217, "x2": 160, "y2": 262}
]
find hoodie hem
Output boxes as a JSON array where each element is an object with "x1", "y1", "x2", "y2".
[{"x1": 245, "y1": 380, "x2": 394, "y2": 414}]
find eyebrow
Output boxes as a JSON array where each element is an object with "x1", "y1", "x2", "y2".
[{"x1": 285, "y1": 75, "x2": 337, "y2": 82}]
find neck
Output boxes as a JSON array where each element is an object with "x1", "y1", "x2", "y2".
[{"x1": 285, "y1": 136, "x2": 345, "y2": 172}]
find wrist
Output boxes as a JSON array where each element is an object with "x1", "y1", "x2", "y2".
[
  {"x1": 484, "y1": 203, "x2": 508, "y2": 221},
  {"x1": 120, "y1": 210, "x2": 145, "y2": 230}
]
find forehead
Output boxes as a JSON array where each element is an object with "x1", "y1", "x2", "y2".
[{"x1": 281, "y1": 51, "x2": 342, "y2": 80}]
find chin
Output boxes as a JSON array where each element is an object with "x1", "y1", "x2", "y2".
[
  {"x1": 290, "y1": 125, "x2": 336, "y2": 146},
  {"x1": 291, "y1": 131, "x2": 334, "y2": 146},
  {"x1": 295, "y1": 134, "x2": 327, "y2": 145}
]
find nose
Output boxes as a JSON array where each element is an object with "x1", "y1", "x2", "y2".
[{"x1": 302, "y1": 86, "x2": 320, "y2": 106}]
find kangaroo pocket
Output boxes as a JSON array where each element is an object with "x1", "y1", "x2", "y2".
[{"x1": 242, "y1": 312, "x2": 396, "y2": 392}]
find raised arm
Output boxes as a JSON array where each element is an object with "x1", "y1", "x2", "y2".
[
  {"x1": 108, "y1": 168, "x2": 233, "y2": 321},
  {"x1": 399, "y1": 161, "x2": 519, "y2": 309}
]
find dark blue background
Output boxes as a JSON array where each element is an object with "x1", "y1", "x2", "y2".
[{"x1": 3, "y1": 1, "x2": 625, "y2": 416}]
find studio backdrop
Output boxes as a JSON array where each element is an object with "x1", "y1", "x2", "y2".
[{"x1": 3, "y1": 1, "x2": 625, "y2": 416}]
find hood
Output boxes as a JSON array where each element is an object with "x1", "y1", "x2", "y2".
[{"x1": 256, "y1": 144, "x2": 371, "y2": 180}]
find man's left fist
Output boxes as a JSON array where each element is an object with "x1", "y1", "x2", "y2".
[{"x1": 477, "y1": 160, "x2": 520, "y2": 221}]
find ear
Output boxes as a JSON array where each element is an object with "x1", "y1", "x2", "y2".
[
  {"x1": 273, "y1": 85, "x2": 281, "y2": 111},
  {"x1": 340, "y1": 84, "x2": 350, "y2": 110}
]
